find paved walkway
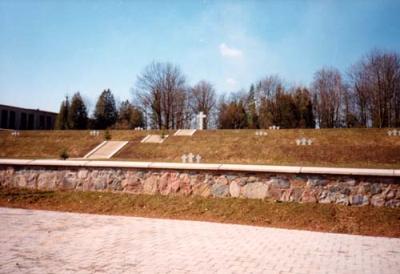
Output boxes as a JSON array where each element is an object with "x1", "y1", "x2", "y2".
[{"x1": 0, "y1": 207, "x2": 399, "y2": 274}]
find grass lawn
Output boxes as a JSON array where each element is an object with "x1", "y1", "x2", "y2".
[
  {"x1": 0, "y1": 129, "x2": 399, "y2": 168},
  {"x1": 1, "y1": 187, "x2": 399, "y2": 238}
]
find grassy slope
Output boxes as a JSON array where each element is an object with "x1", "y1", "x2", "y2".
[
  {"x1": 1, "y1": 187, "x2": 399, "y2": 237},
  {"x1": 0, "y1": 129, "x2": 399, "y2": 168}
]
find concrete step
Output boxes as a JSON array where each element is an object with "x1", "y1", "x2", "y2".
[
  {"x1": 174, "y1": 129, "x2": 196, "y2": 136},
  {"x1": 85, "y1": 141, "x2": 128, "y2": 159}
]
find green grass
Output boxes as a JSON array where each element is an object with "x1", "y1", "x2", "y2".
[
  {"x1": 0, "y1": 129, "x2": 399, "y2": 168},
  {"x1": 1, "y1": 187, "x2": 399, "y2": 237}
]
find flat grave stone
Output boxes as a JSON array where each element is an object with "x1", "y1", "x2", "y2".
[
  {"x1": 174, "y1": 129, "x2": 197, "y2": 136},
  {"x1": 141, "y1": 135, "x2": 168, "y2": 144}
]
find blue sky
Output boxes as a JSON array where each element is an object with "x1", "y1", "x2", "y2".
[{"x1": 1, "y1": 0, "x2": 399, "y2": 112}]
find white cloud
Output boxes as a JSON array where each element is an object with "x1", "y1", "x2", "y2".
[
  {"x1": 225, "y1": 77, "x2": 238, "y2": 88},
  {"x1": 219, "y1": 43, "x2": 243, "y2": 58}
]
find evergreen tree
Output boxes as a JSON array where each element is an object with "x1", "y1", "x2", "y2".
[
  {"x1": 217, "y1": 99, "x2": 248, "y2": 129},
  {"x1": 55, "y1": 96, "x2": 70, "y2": 130},
  {"x1": 293, "y1": 88, "x2": 315, "y2": 128},
  {"x1": 116, "y1": 100, "x2": 145, "y2": 129},
  {"x1": 68, "y1": 92, "x2": 88, "y2": 129},
  {"x1": 246, "y1": 84, "x2": 259, "y2": 128},
  {"x1": 94, "y1": 89, "x2": 118, "y2": 129}
]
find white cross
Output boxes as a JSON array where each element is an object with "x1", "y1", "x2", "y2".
[
  {"x1": 187, "y1": 153, "x2": 194, "y2": 163},
  {"x1": 181, "y1": 154, "x2": 188, "y2": 163},
  {"x1": 197, "y1": 112, "x2": 206, "y2": 130},
  {"x1": 195, "y1": 154, "x2": 202, "y2": 163}
]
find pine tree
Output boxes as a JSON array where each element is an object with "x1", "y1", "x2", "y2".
[
  {"x1": 94, "y1": 89, "x2": 118, "y2": 129},
  {"x1": 116, "y1": 100, "x2": 145, "y2": 129},
  {"x1": 246, "y1": 84, "x2": 259, "y2": 129},
  {"x1": 69, "y1": 92, "x2": 88, "y2": 129},
  {"x1": 55, "y1": 96, "x2": 70, "y2": 130}
]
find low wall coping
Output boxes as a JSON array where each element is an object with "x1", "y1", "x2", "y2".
[{"x1": 0, "y1": 158, "x2": 398, "y2": 177}]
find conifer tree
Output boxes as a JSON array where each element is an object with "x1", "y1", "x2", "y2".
[
  {"x1": 55, "y1": 96, "x2": 70, "y2": 130},
  {"x1": 69, "y1": 92, "x2": 88, "y2": 129},
  {"x1": 94, "y1": 89, "x2": 118, "y2": 129}
]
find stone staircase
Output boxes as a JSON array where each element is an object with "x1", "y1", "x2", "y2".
[{"x1": 84, "y1": 141, "x2": 128, "y2": 159}]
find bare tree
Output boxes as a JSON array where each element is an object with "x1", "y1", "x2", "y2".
[
  {"x1": 311, "y1": 68, "x2": 344, "y2": 128},
  {"x1": 255, "y1": 75, "x2": 284, "y2": 128},
  {"x1": 256, "y1": 75, "x2": 283, "y2": 98},
  {"x1": 348, "y1": 50, "x2": 400, "y2": 127},
  {"x1": 189, "y1": 80, "x2": 216, "y2": 129},
  {"x1": 135, "y1": 62, "x2": 190, "y2": 129},
  {"x1": 348, "y1": 62, "x2": 370, "y2": 127}
]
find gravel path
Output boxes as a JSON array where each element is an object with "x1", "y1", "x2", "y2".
[{"x1": 0, "y1": 207, "x2": 399, "y2": 274}]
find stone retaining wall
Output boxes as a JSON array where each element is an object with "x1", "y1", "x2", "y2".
[{"x1": 1, "y1": 165, "x2": 399, "y2": 207}]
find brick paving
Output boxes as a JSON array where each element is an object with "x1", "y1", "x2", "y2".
[{"x1": 0, "y1": 207, "x2": 399, "y2": 274}]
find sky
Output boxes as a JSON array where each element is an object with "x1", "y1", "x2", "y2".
[{"x1": 0, "y1": 0, "x2": 400, "y2": 113}]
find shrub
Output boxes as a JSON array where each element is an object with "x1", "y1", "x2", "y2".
[
  {"x1": 59, "y1": 149, "x2": 69, "y2": 160},
  {"x1": 104, "y1": 129, "x2": 112, "y2": 140}
]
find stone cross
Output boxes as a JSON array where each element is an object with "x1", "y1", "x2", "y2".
[
  {"x1": 197, "y1": 112, "x2": 206, "y2": 130},
  {"x1": 255, "y1": 131, "x2": 267, "y2": 136},
  {"x1": 187, "y1": 153, "x2": 194, "y2": 163},
  {"x1": 296, "y1": 138, "x2": 312, "y2": 146},
  {"x1": 181, "y1": 154, "x2": 188, "y2": 163},
  {"x1": 195, "y1": 154, "x2": 202, "y2": 163}
]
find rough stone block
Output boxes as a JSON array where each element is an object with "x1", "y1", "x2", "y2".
[
  {"x1": 242, "y1": 182, "x2": 269, "y2": 199},
  {"x1": 301, "y1": 190, "x2": 317, "y2": 203},
  {"x1": 270, "y1": 177, "x2": 290, "y2": 189},
  {"x1": 192, "y1": 183, "x2": 211, "y2": 197},
  {"x1": 229, "y1": 181, "x2": 241, "y2": 198},
  {"x1": 371, "y1": 195, "x2": 385, "y2": 207},
  {"x1": 211, "y1": 183, "x2": 229, "y2": 197},
  {"x1": 143, "y1": 177, "x2": 158, "y2": 194},
  {"x1": 350, "y1": 194, "x2": 369, "y2": 206}
]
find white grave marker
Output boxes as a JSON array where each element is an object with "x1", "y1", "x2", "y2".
[
  {"x1": 197, "y1": 112, "x2": 206, "y2": 130},
  {"x1": 181, "y1": 154, "x2": 188, "y2": 163},
  {"x1": 187, "y1": 153, "x2": 194, "y2": 163},
  {"x1": 195, "y1": 154, "x2": 202, "y2": 163}
]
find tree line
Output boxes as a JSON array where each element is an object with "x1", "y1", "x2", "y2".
[
  {"x1": 56, "y1": 49, "x2": 400, "y2": 130},
  {"x1": 55, "y1": 89, "x2": 144, "y2": 130}
]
